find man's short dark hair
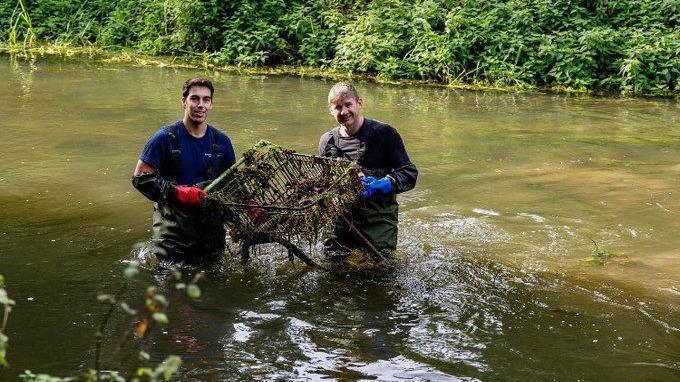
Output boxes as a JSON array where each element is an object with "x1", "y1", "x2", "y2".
[{"x1": 182, "y1": 77, "x2": 214, "y2": 98}]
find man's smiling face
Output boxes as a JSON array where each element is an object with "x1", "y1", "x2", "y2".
[
  {"x1": 329, "y1": 95, "x2": 363, "y2": 130},
  {"x1": 182, "y1": 85, "x2": 213, "y2": 125}
]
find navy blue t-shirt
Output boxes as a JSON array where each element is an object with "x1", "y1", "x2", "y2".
[{"x1": 140, "y1": 121, "x2": 236, "y2": 186}]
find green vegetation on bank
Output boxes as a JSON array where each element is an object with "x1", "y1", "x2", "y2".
[{"x1": 1, "y1": 0, "x2": 678, "y2": 96}]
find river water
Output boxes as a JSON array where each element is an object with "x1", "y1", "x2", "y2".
[{"x1": 0, "y1": 55, "x2": 679, "y2": 381}]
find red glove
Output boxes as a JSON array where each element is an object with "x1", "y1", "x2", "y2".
[
  {"x1": 174, "y1": 185, "x2": 206, "y2": 206},
  {"x1": 245, "y1": 198, "x2": 267, "y2": 226}
]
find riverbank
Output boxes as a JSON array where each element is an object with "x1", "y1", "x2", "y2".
[
  {"x1": 3, "y1": 0, "x2": 678, "y2": 98},
  {"x1": 0, "y1": 44, "x2": 533, "y2": 92},
  {"x1": 4, "y1": 43, "x2": 674, "y2": 98}
]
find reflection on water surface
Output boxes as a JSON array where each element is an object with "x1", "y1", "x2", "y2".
[{"x1": 0, "y1": 55, "x2": 679, "y2": 381}]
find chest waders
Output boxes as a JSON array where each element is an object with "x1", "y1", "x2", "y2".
[
  {"x1": 324, "y1": 128, "x2": 399, "y2": 254},
  {"x1": 151, "y1": 125, "x2": 226, "y2": 260}
]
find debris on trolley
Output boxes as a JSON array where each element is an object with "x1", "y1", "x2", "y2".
[{"x1": 204, "y1": 140, "x2": 362, "y2": 266}]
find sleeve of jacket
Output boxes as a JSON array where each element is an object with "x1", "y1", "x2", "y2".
[
  {"x1": 385, "y1": 127, "x2": 418, "y2": 194},
  {"x1": 133, "y1": 127, "x2": 177, "y2": 203},
  {"x1": 132, "y1": 172, "x2": 176, "y2": 204}
]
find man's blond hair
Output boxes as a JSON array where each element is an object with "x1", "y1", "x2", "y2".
[{"x1": 328, "y1": 82, "x2": 360, "y2": 104}]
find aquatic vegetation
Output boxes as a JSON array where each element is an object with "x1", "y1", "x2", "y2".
[
  {"x1": 0, "y1": 0, "x2": 677, "y2": 96},
  {"x1": 584, "y1": 239, "x2": 627, "y2": 265}
]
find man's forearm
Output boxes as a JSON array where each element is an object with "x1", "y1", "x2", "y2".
[
  {"x1": 388, "y1": 163, "x2": 418, "y2": 194},
  {"x1": 132, "y1": 172, "x2": 176, "y2": 203}
]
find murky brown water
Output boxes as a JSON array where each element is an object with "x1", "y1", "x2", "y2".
[{"x1": 1, "y1": 54, "x2": 679, "y2": 381}]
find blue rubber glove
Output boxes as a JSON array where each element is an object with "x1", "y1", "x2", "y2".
[
  {"x1": 360, "y1": 176, "x2": 377, "y2": 185},
  {"x1": 362, "y1": 177, "x2": 393, "y2": 198}
]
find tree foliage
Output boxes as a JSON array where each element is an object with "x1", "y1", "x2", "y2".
[{"x1": 1, "y1": 0, "x2": 678, "y2": 95}]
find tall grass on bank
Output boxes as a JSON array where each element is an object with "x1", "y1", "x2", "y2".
[
  {"x1": 5, "y1": 0, "x2": 35, "y2": 50},
  {"x1": 1, "y1": 0, "x2": 678, "y2": 96}
]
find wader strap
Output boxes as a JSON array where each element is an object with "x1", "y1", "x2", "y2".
[
  {"x1": 205, "y1": 127, "x2": 222, "y2": 180},
  {"x1": 356, "y1": 141, "x2": 366, "y2": 165},
  {"x1": 323, "y1": 127, "x2": 341, "y2": 158},
  {"x1": 168, "y1": 124, "x2": 181, "y2": 181},
  {"x1": 331, "y1": 127, "x2": 341, "y2": 152},
  {"x1": 327, "y1": 127, "x2": 367, "y2": 164}
]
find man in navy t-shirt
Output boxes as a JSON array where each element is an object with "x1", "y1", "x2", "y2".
[{"x1": 132, "y1": 77, "x2": 236, "y2": 262}]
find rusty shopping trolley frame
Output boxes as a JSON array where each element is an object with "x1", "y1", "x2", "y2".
[{"x1": 204, "y1": 141, "x2": 363, "y2": 266}]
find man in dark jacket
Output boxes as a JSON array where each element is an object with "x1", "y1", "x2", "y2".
[
  {"x1": 132, "y1": 77, "x2": 236, "y2": 262},
  {"x1": 319, "y1": 82, "x2": 417, "y2": 257}
]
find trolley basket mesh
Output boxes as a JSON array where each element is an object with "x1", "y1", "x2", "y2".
[{"x1": 204, "y1": 141, "x2": 362, "y2": 247}]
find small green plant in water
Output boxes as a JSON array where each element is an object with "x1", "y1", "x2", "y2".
[{"x1": 584, "y1": 239, "x2": 625, "y2": 265}]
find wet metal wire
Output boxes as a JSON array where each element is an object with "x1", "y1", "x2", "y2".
[{"x1": 204, "y1": 141, "x2": 362, "y2": 264}]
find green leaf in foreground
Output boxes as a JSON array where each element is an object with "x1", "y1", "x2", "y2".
[
  {"x1": 186, "y1": 284, "x2": 201, "y2": 299},
  {"x1": 96, "y1": 294, "x2": 116, "y2": 304},
  {"x1": 152, "y1": 312, "x2": 169, "y2": 325},
  {"x1": 0, "y1": 332, "x2": 8, "y2": 367},
  {"x1": 0, "y1": 288, "x2": 15, "y2": 306},
  {"x1": 123, "y1": 263, "x2": 139, "y2": 279},
  {"x1": 20, "y1": 370, "x2": 76, "y2": 381},
  {"x1": 137, "y1": 355, "x2": 182, "y2": 381},
  {"x1": 159, "y1": 355, "x2": 182, "y2": 380}
]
